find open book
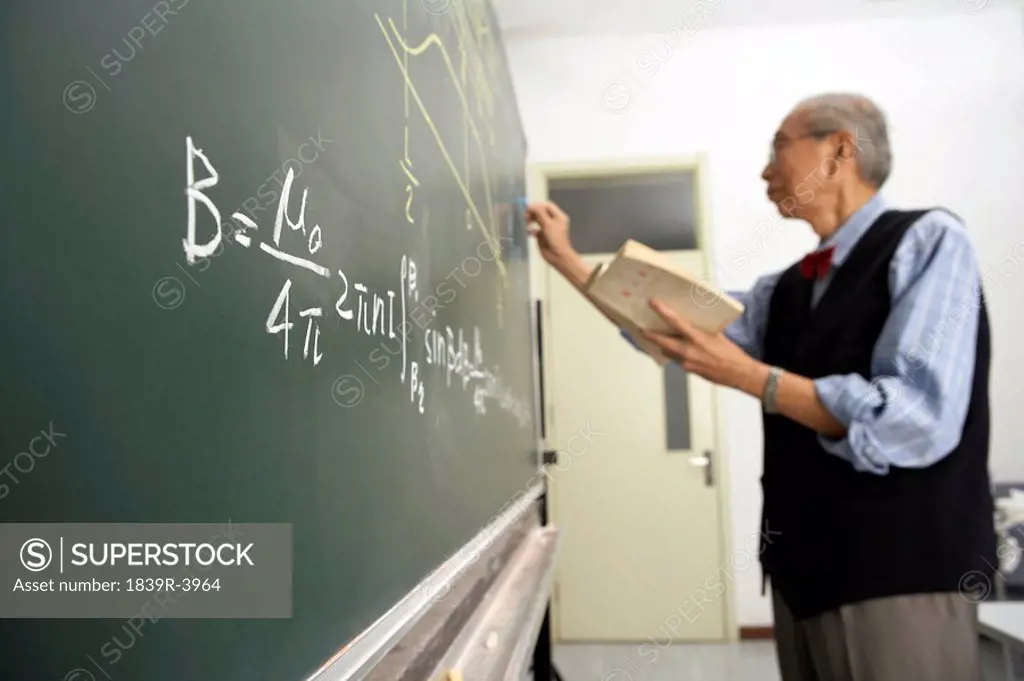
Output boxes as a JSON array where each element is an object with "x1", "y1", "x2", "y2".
[{"x1": 583, "y1": 240, "x2": 745, "y2": 366}]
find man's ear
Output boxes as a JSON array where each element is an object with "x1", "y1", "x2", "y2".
[{"x1": 834, "y1": 131, "x2": 858, "y2": 163}]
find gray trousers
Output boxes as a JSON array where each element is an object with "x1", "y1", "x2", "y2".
[{"x1": 772, "y1": 589, "x2": 981, "y2": 681}]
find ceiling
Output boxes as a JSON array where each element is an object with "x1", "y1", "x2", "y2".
[{"x1": 491, "y1": 0, "x2": 1022, "y2": 40}]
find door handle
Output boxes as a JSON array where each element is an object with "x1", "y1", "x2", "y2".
[{"x1": 688, "y1": 451, "x2": 715, "y2": 487}]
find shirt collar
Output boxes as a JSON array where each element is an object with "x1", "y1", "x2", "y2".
[{"x1": 818, "y1": 193, "x2": 887, "y2": 267}]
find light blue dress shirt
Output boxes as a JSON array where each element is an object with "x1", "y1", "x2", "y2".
[{"x1": 623, "y1": 194, "x2": 983, "y2": 475}]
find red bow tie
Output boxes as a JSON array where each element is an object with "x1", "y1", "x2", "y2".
[{"x1": 800, "y1": 245, "x2": 836, "y2": 279}]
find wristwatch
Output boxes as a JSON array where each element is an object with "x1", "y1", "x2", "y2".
[{"x1": 762, "y1": 366, "x2": 783, "y2": 414}]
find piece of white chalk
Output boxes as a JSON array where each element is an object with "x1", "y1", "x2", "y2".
[{"x1": 485, "y1": 631, "x2": 498, "y2": 649}]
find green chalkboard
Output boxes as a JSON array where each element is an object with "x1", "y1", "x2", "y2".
[{"x1": 0, "y1": 0, "x2": 537, "y2": 679}]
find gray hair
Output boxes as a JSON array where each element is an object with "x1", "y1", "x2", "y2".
[{"x1": 795, "y1": 93, "x2": 892, "y2": 189}]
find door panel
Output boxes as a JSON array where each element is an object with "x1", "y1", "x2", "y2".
[{"x1": 547, "y1": 250, "x2": 728, "y2": 641}]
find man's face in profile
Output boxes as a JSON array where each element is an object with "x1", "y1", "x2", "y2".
[{"x1": 762, "y1": 110, "x2": 835, "y2": 217}]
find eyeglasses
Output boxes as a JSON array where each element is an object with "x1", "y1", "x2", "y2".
[{"x1": 768, "y1": 130, "x2": 836, "y2": 165}]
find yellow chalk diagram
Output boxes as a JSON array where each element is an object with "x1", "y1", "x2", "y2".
[{"x1": 375, "y1": 1, "x2": 508, "y2": 279}]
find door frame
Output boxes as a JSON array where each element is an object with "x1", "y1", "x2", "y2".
[{"x1": 527, "y1": 154, "x2": 739, "y2": 643}]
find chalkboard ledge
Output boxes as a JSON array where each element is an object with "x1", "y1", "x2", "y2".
[{"x1": 308, "y1": 484, "x2": 555, "y2": 681}]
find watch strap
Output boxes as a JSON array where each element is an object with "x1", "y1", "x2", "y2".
[{"x1": 762, "y1": 366, "x2": 782, "y2": 414}]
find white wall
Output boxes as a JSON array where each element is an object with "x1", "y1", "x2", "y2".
[{"x1": 513, "y1": 7, "x2": 1024, "y2": 626}]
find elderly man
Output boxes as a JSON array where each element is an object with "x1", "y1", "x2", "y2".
[{"x1": 526, "y1": 93, "x2": 995, "y2": 681}]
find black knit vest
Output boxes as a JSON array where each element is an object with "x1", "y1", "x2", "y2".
[{"x1": 759, "y1": 208, "x2": 996, "y2": 619}]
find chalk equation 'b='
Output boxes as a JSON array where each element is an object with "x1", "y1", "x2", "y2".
[{"x1": 183, "y1": 136, "x2": 332, "y2": 365}]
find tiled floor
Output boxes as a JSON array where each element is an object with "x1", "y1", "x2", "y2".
[
  {"x1": 553, "y1": 642, "x2": 780, "y2": 681},
  {"x1": 550, "y1": 637, "x2": 1016, "y2": 681}
]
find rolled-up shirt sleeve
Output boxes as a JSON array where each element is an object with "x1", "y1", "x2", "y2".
[
  {"x1": 722, "y1": 273, "x2": 783, "y2": 361},
  {"x1": 814, "y1": 211, "x2": 982, "y2": 474}
]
